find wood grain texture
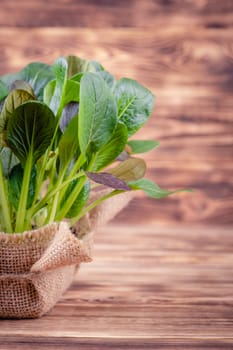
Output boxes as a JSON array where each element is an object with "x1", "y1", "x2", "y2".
[
  {"x1": 0, "y1": 225, "x2": 232, "y2": 349},
  {"x1": 0, "y1": 0, "x2": 232, "y2": 28},
  {"x1": 0, "y1": 26, "x2": 232, "y2": 225}
]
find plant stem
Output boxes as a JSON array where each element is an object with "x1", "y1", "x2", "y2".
[
  {"x1": 0, "y1": 160, "x2": 13, "y2": 233},
  {"x1": 55, "y1": 175, "x2": 86, "y2": 221},
  {"x1": 32, "y1": 87, "x2": 66, "y2": 207},
  {"x1": 31, "y1": 150, "x2": 49, "y2": 209},
  {"x1": 67, "y1": 154, "x2": 86, "y2": 180},
  {"x1": 29, "y1": 171, "x2": 84, "y2": 217},
  {"x1": 56, "y1": 153, "x2": 86, "y2": 206},
  {"x1": 46, "y1": 167, "x2": 67, "y2": 224},
  {"x1": 54, "y1": 153, "x2": 95, "y2": 222},
  {"x1": 15, "y1": 152, "x2": 33, "y2": 232}
]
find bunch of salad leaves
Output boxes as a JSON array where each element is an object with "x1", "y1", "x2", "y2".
[{"x1": 0, "y1": 56, "x2": 189, "y2": 233}]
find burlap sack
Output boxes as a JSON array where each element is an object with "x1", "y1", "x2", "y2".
[
  {"x1": 0, "y1": 222, "x2": 92, "y2": 319},
  {"x1": 0, "y1": 191, "x2": 133, "y2": 319}
]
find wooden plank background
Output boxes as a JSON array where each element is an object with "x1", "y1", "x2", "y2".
[{"x1": 0, "y1": 0, "x2": 232, "y2": 226}]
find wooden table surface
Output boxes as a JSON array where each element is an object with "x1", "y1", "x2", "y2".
[{"x1": 0, "y1": 224, "x2": 232, "y2": 349}]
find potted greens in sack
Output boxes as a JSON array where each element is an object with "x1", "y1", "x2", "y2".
[{"x1": 0, "y1": 56, "x2": 189, "y2": 318}]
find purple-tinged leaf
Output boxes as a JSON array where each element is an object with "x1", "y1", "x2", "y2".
[
  {"x1": 60, "y1": 102, "x2": 79, "y2": 133},
  {"x1": 86, "y1": 171, "x2": 131, "y2": 191},
  {"x1": 116, "y1": 150, "x2": 129, "y2": 161}
]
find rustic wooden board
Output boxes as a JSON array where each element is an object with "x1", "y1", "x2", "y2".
[
  {"x1": 0, "y1": 26, "x2": 232, "y2": 225},
  {"x1": 0, "y1": 0, "x2": 232, "y2": 28},
  {"x1": 0, "y1": 225, "x2": 232, "y2": 349}
]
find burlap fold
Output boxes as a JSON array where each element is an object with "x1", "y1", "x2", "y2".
[
  {"x1": 0, "y1": 222, "x2": 92, "y2": 319},
  {"x1": 0, "y1": 191, "x2": 134, "y2": 319}
]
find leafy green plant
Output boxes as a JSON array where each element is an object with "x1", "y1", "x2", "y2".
[{"x1": 0, "y1": 55, "x2": 190, "y2": 233}]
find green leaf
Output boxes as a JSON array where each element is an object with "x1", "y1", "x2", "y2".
[
  {"x1": 71, "y1": 70, "x2": 115, "y2": 90},
  {"x1": 109, "y1": 157, "x2": 147, "y2": 182},
  {"x1": 0, "y1": 146, "x2": 19, "y2": 177},
  {"x1": 0, "y1": 62, "x2": 55, "y2": 100},
  {"x1": 59, "y1": 115, "x2": 80, "y2": 168},
  {"x1": 6, "y1": 101, "x2": 56, "y2": 164},
  {"x1": 61, "y1": 179, "x2": 90, "y2": 218},
  {"x1": 18, "y1": 63, "x2": 54, "y2": 100},
  {"x1": 90, "y1": 61, "x2": 105, "y2": 72},
  {"x1": 48, "y1": 58, "x2": 80, "y2": 115},
  {"x1": 129, "y1": 178, "x2": 191, "y2": 198},
  {"x1": 43, "y1": 79, "x2": 56, "y2": 106},
  {"x1": 67, "y1": 56, "x2": 96, "y2": 78},
  {"x1": 115, "y1": 78, "x2": 155, "y2": 136},
  {"x1": 62, "y1": 80, "x2": 80, "y2": 105},
  {"x1": 128, "y1": 140, "x2": 160, "y2": 154},
  {"x1": 8, "y1": 163, "x2": 36, "y2": 210},
  {"x1": 46, "y1": 80, "x2": 79, "y2": 127},
  {"x1": 90, "y1": 61, "x2": 115, "y2": 88},
  {"x1": 0, "y1": 80, "x2": 9, "y2": 102},
  {"x1": 49, "y1": 57, "x2": 68, "y2": 115},
  {"x1": 0, "y1": 89, "x2": 35, "y2": 146},
  {"x1": 100, "y1": 71, "x2": 115, "y2": 89},
  {"x1": 54, "y1": 57, "x2": 68, "y2": 82},
  {"x1": 79, "y1": 73, "x2": 117, "y2": 155},
  {"x1": 91, "y1": 122, "x2": 128, "y2": 171},
  {"x1": 70, "y1": 72, "x2": 83, "y2": 83}
]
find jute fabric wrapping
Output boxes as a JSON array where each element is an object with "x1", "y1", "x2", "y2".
[
  {"x1": 0, "y1": 222, "x2": 91, "y2": 319},
  {"x1": 0, "y1": 191, "x2": 133, "y2": 319}
]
